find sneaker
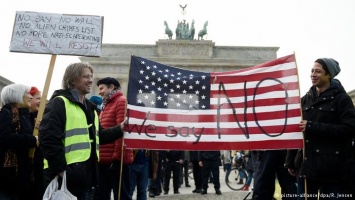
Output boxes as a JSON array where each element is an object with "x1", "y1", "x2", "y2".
[{"x1": 215, "y1": 189, "x2": 222, "y2": 195}]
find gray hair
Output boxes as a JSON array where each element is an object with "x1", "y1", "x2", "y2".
[
  {"x1": 62, "y1": 63, "x2": 93, "y2": 89},
  {"x1": 1, "y1": 83, "x2": 30, "y2": 105}
]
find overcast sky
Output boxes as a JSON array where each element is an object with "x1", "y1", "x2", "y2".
[{"x1": 1, "y1": 0, "x2": 355, "y2": 97}]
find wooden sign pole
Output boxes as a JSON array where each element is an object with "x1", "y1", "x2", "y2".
[{"x1": 29, "y1": 54, "x2": 57, "y2": 158}]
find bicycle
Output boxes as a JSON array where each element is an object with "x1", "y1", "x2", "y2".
[{"x1": 225, "y1": 155, "x2": 248, "y2": 191}]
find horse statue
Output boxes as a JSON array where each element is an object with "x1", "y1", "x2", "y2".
[
  {"x1": 198, "y1": 21, "x2": 208, "y2": 40},
  {"x1": 164, "y1": 21, "x2": 173, "y2": 40},
  {"x1": 189, "y1": 20, "x2": 195, "y2": 40}
]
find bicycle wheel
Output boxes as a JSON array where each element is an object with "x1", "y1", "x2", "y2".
[{"x1": 225, "y1": 168, "x2": 247, "y2": 191}]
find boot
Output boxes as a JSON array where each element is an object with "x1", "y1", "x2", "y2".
[{"x1": 242, "y1": 184, "x2": 249, "y2": 191}]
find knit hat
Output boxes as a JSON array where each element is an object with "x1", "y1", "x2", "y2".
[
  {"x1": 318, "y1": 58, "x2": 341, "y2": 79},
  {"x1": 29, "y1": 86, "x2": 40, "y2": 96},
  {"x1": 90, "y1": 95, "x2": 103, "y2": 106}
]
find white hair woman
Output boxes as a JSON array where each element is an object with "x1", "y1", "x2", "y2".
[{"x1": 0, "y1": 83, "x2": 38, "y2": 200}]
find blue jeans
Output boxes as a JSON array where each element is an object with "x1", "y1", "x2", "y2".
[{"x1": 129, "y1": 162, "x2": 149, "y2": 200}]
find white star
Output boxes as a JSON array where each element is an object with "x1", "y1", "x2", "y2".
[
  {"x1": 146, "y1": 66, "x2": 150, "y2": 70},
  {"x1": 176, "y1": 102, "x2": 181, "y2": 107},
  {"x1": 177, "y1": 72, "x2": 181, "y2": 75},
  {"x1": 151, "y1": 81, "x2": 156, "y2": 86},
  {"x1": 153, "y1": 65, "x2": 157, "y2": 68},
  {"x1": 140, "y1": 70, "x2": 144, "y2": 74},
  {"x1": 170, "y1": 88, "x2": 175, "y2": 93},
  {"x1": 195, "y1": 90, "x2": 200, "y2": 95},
  {"x1": 151, "y1": 71, "x2": 156, "y2": 76},
  {"x1": 189, "y1": 95, "x2": 193, "y2": 99},
  {"x1": 145, "y1": 75, "x2": 150, "y2": 80},
  {"x1": 176, "y1": 94, "x2": 181, "y2": 98},
  {"x1": 183, "y1": 99, "x2": 187, "y2": 103},
  {"x1": 182, "y1": 80, "x2": 187, "y2": 84},
  {"x1": 138, "y1": 89, "x2": 143, "y2": 94},
  {"x1": 157, "y1": 87, "x2": 162, "y2": 91},
  {"x1": 165, "y1": 69, "x2": 169, "y2": 72},
  {"x1": 195, "y1": 100, "x2": 200, "y2": 104},
  {"x1": 139, "y1": 80, "x2": 143, "y2": 84},
  {"x1": 189, "y1": 85, "x2": 193, "y2": 90},
  {"x1": 176, "y1": 77, "x2": 181, "y2": 80},
  {"x1": 201, "y1": 95, "x2": 206, "y2": 99},
  {"x1": 164, "y1": 83, "x2": 168, "y2": 87},
  {"x1": 137, "y1": 99, "x2": 142, "y2": 104},
  {"x1": 145, "y1": 85, "x2": 149, "y2": 89},
  {"x1": 164, "y1": 101, "x2": 168, "y2": 106},
  {"x1": 141, "y1": 61, "x2": 145, "y2": 64},
  {"x1": 201, "y1": 105, "x2": 206, "y2": 109},
  {"x1": 151, "y1": 90, "x2": 155, "y2": 94},
  {"x1": 195, "y1": 80, "x2": 200, "y2": 85},
  {"x1": 157, "y1": 77, "x2": 162, "y2": 82},
  {"x1": 169, "y1": 79, "x2": 174, "y2": 83},
  {"x1": 182, "y1": 90, "x2": 187, "y2": 94},
  {"x1": 189, "y1": 104, "x2": 193, "y2": 108},
  {"x1": 202, "y1": 85, "x2": 206, "y2": 90},
  {"x1": 144, "y1": 95, "x2": 149, "y2": 99},
  {"x1": 164, "y1": 93, "x2": 168, "y2": 96},
  {"x1": 158, "y1": 70, "x2": 163, "y2": 73},
  {"x1": 164, "y1": 74, "x2": 168, "y2": 78},
  {"x1": 150, "y1": 101, "x2": 155, "y2": 105},
  {"x1": 176, "y1": 84, "x2": 180, "y2": 89},
  {"x1": 170, "y1": 98, "x2": 175, "y2": 102},
  {"x1": 201, "y1": 75, "x2": 206, "y2": 79},
  {"x1": 157, "y1": 96, "x2": 162, "y2": 100},
  {"x1": 170, "y1": 74, "x2": 175, "y2": 77}
]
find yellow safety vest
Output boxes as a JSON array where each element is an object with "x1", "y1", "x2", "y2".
[{"x1": 44, "y1": 96, "x2": 99, "y2": 168}]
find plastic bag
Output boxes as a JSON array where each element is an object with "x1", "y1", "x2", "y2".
[{"x1": 43, "y1": 171, "x2": 77, "y2": 200}]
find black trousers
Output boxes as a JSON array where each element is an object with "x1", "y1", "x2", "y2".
[
  {"x1": 201, "y1": 159, "x2": 220, "y2": 191},
  {"x1": 191, "y1": 161, "x2": 203, "y2": 190},
  {"x1": 163, "y1": 161, "x2": 180, "y2": 192},
  {"x1": 252, "y1": 150, "x2": 297, "y2": 200}
]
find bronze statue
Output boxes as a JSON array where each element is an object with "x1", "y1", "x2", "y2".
[
  {"x1": 198, "y1": 21, "x2": 208, "y2": 40},
  {"x1": 164, "y1": 21, "x2": 173, "y2": 40}
]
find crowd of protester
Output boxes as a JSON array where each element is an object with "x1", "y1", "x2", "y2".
[{"x1": 1, "y1": 58, "x2": 355, "y2": 200}]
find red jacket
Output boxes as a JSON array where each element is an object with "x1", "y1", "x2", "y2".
[{"x1": 99, "y1": 91, "x2": 133, "y2": 164}]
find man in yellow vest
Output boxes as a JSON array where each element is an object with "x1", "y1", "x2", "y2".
[{"x1": 39, "y1": 63, "x2": 125, "y2": 200}]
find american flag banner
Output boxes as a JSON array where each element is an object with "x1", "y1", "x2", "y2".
[{"x1": 124, "y1": 54, "x2": 303, "y2": 150}]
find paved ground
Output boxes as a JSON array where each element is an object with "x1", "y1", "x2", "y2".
[{"x1": 132, "y1": 167, "x2": 255, "y2": 200}]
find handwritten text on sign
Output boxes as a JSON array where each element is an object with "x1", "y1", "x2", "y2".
[{"x1": 10, "y1": 11, "x2": 103, "y2": 56}]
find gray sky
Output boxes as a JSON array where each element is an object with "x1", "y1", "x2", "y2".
[{"x1": 1, "y1": 0, "x2": 355, "y2": 97}]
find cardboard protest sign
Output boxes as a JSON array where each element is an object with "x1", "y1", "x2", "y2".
[{"x1": 10, "y1": 11, "x2": 103, "y2": 56}]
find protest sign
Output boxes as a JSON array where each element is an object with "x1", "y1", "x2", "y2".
[{"x1": 10, "y1": 11, "x2": 103, "y2": 56}]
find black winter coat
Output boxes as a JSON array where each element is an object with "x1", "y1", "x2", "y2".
[
  {"x1": 39, "y1": 89, "x2": 124, "y2": 192},
  {"x1": 289, "y1": 80, "x2": 355, "y2": 182},
  {"x1": 0, "y1": 105, "x2": 37, "y2": 197}
]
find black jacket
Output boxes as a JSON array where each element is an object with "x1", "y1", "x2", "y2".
[
  {"x1": 0, "y1": 105, "x2": 37, "y2": 196},
  {"x1": 198, "y1": 151, "x2": 221, "y2": 161},
  {"x1": 39, "y1": 89, "x2": 124, "y2": 192},
  {"x1": 286, "y1": 80, "x2": 355, "y2": 182}
]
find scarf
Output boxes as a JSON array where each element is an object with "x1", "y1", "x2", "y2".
[{"x1": 101, "y1": 89, "x2": 119, "y2": 111}]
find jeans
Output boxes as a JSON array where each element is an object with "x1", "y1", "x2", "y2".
[{"x1": 129, "y1": 162, "x2": 149, "y2": 200}]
